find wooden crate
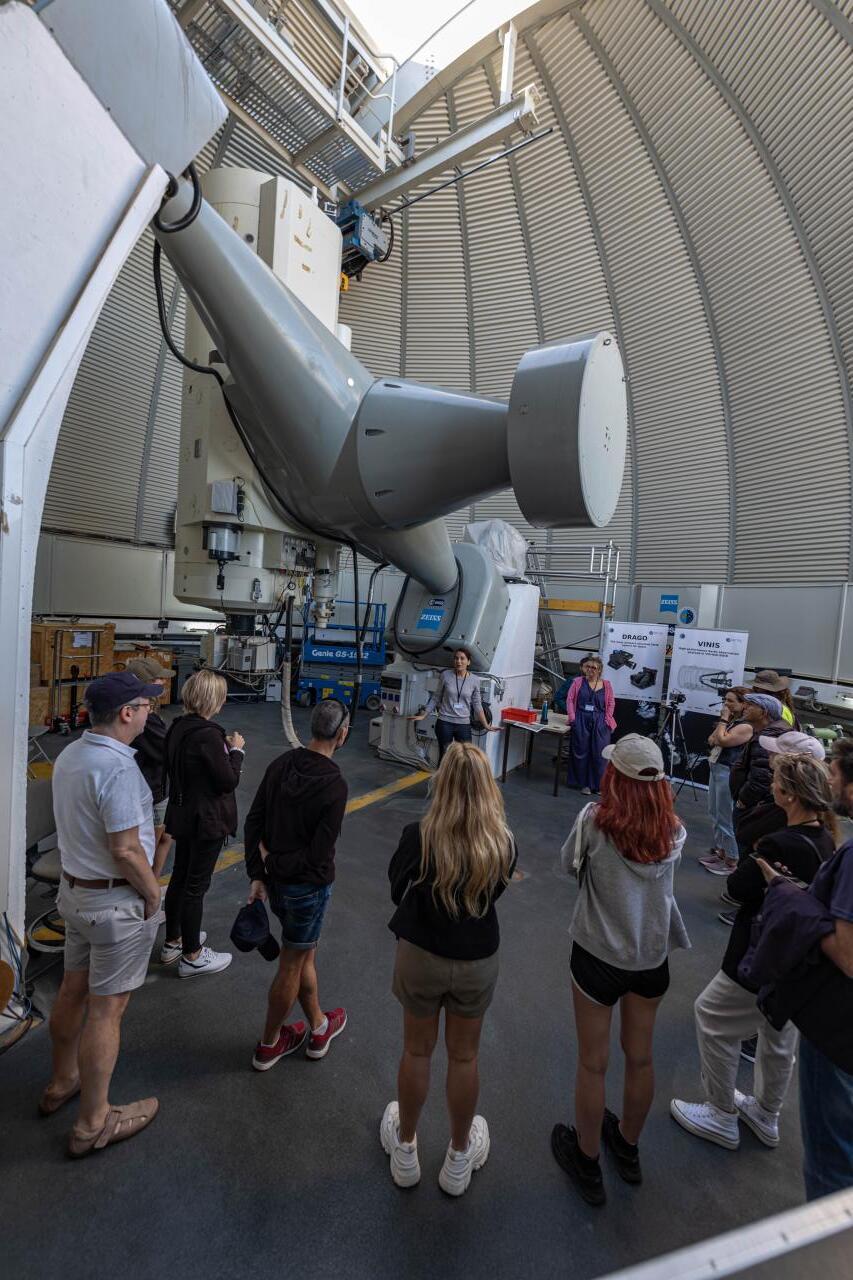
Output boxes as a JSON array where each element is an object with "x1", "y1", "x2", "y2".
[
  {"x1": 29, "y1": 682, "x2": 88, "y2": 727},
  {"x1": 31, "y1": 622, "x2": 115, "y2": 684}
]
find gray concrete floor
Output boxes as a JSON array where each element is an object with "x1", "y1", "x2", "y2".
[{"x1": 2, "y1": 705, "x2": 809, "y2": 1279}]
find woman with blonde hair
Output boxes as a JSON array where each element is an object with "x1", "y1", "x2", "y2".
[
  {"x1": 380, "y1": 742, "x2": 517, "y2": 1195},
  {"x1": 162, "y1": 669, "x2": 246, "y2": 978}
]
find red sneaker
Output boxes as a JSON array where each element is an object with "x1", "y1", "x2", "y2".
[
  {"x1": 306, "y1": 1008, "x2": 347, "y2": 1059},
  {"x1": 252, "y1": 1021, "x2": 308, "y2": 1071}
]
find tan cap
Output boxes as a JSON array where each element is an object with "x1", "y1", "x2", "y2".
[
  {"x1": 752, "y1": 668, "x2": 789, "y2": 692},
  {"x1": 601, "y1": 733, "x2": 665, "y2": 782},
  {"x1": 125, "y1": 655, "x2": 172, "y2": 682}
]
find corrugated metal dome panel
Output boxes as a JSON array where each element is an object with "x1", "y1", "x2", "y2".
[
  {"x1": 527, "y1": 12, "x2": 728, "y2": 582},
  {"x1": 623, "y1": 0, "x2": 851, "y2": 582},
  {"x1": 402, "y1": 96, "x2": 471, "y2": 392},
  {"x1": 43, "y1": 231, "x2": 162, "y2": 542},
  {"x1": 337, "y1": 243, "x2": 402, "y2": 378},
  {"x1": 447, "y1": 66, "x2": 540, "y2": 399}
]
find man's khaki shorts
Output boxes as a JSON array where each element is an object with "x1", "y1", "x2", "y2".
[
  {"x1": 58, "y1": 881, "x2": 158, "y2": 997},
  {"x1": 392, "y1": 938, "x2": 499, "y2": 1019}
]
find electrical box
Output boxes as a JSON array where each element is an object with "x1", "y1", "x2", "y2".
[{"x1": 257, "y1": 176, "x2": 342, "y2": 334}]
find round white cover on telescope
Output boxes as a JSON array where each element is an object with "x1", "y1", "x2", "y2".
[{"x1": 507, "y1": 332, "x2": 627, "y2": 529}]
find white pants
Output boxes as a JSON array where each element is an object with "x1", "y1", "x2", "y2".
[{"x1": 694, "y1": 970, "x2": 798, "y2": 1115}]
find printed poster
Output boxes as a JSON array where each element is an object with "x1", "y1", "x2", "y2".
[
  {"x1": 601, "y1": 622, "x2": 669, "y2": 703},
  {"x1": 668, "y1": 628, "x2": 749, "y2": 716}
]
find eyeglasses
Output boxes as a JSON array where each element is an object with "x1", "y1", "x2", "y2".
[{"x1": 125, "y1": 701, "x2": 151, "y2": 711}]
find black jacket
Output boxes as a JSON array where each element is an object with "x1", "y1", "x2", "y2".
[
  {"x1": 163, "y1": 714, "x2": 243, "y2": 842},
  {"x1": 131, "y1": 711, "x2": 168, "y2": 804},
  {"x1": 388, "y1": 822, "x2": 517, "y2": 961},
  {"x1": 721, "y1": 823, "x2": 833, "y2": 989},
  {"x1": 244, "y1": 748, "x2": 348, "y2": 887},
  {"x1": 729, "y1": 718, "x2": 788, "y2": 811}
]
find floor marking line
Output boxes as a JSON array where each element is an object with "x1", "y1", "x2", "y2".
[
  {"x1": 345, "y1": 770, "x2": 430, "y2": 814},
  {"x1": 156, "y1": 771, "x2": 429, "y2": 885}
]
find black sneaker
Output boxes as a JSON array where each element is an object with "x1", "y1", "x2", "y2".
[
  {"x1": 602, "y1": 1108, "x2": 642, "y2": 1185},
  {"x1": 740, "y1": 1036, "x2": 757, "y2": 1064},
  {"x1": 550, "y1": 1124, "x2": 606, "y2": 1206},
  {"x1": 718, "y1": 910, "x2": 737, "y2": 927}
]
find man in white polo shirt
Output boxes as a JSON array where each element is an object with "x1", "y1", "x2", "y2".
[{"x1": 40, "y1": 670, "x2": 165, "y2": 1157}]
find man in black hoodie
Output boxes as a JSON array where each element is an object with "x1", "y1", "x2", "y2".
[{"x1": 244, "y1": 699, "x2": 350, "y2": 1071}]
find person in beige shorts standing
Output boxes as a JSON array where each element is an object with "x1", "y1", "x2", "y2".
[
  {"x1": 39, "y1": 671, "x2": 164, "y2": 1156},
  {"x1": 380, "y1": 742, "x2": 517, "y2": 1196}
]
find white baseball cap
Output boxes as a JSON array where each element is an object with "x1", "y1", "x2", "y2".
[
  {"x1": 760, "y1": 731, "x2": 825, "y2": 761},
  {"x1": 601, "y1": 733, "x2": 665, "y2": 782}
]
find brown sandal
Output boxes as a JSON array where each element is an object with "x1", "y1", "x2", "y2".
[
  {"x1": 38, "y1": 1079, "x2": 81, "y2": 1116},
  {"x1": 68, "y1": 1097, "x2": 159, "y2": 1158}
]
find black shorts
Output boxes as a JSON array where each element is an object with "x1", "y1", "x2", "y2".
[{"x1": 570, "y1": 942, "x2": 670, "y2": 1007}]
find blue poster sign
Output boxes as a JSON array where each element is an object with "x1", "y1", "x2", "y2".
[
  {"x1": 417, "y1": 598, "x2": 446, "y2": 631},
  {"x1": 659, "y1": 594, "x2": 679, "y2": 615}
]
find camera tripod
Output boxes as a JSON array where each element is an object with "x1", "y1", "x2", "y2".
[{"x1": 652, "y1": 699, "x2": 699, "y2": 799}]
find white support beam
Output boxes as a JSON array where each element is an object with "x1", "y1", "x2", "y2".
[
  {"x1": 351, "y1": 85, "x2": 539, "y2": 211},
  {"x1": 499, "y1": 22, "x2": 517, "y2": 104}
]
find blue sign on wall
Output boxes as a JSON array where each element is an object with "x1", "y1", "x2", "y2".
[
  {"x1": 679, "y1": 608, "x2": 696, "y2": 625},
  {"x1": 659, "y1": 594, "x2": 679, "y2": 615},
  {"x1": 417, "y1": 598, "x2": 446, "y2": 631}
]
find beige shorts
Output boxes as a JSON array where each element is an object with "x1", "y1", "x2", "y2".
[
  {"x1": 392, "y1": 938, "x2": 499, "y2": 1019},
  {"x1": 58, "y1": 881, "x2": 158, "y2": 997}
]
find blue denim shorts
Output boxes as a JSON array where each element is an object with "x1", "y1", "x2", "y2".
[{"x1": 268, "y1": 882, "x2": 332, "y2": 951}]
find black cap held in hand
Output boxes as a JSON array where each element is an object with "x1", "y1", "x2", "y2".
[{"x1": 230, "y1": 899, "x2": 280, "y2": 962}]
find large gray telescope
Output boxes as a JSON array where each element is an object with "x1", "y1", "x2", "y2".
[{"x1": 153, "y1": 177, "x2": 627, "y2": 597}]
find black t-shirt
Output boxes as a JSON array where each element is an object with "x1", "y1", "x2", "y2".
[
  {"x1": 722, "y1": 823, "x2": 835, "y2": 988},
  {"x1": 388, "y1": 822, "x2": 517, "y2": 961}
]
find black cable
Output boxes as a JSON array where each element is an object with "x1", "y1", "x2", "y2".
[
  {"x1": 376, "y1": 211, "x2": 394, "y2": 264},
  {"x1": 153, "y1": 163, "x2": 203, "y2": 234}
]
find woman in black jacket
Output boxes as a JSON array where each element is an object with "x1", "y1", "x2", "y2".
[
  {"x1": 380, "y1": 742, "x2": 516, "y2": 1197},
  {"x1": 162, "y1": 670, "x2": 245, "y2": 978},
  {"x1": 671, "y1": 753, "x2": 836, "y2": 1151}
]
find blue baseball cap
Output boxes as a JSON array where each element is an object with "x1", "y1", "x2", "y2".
[
  {"x1": 84, "y1": 670, "x2": 162, "y2": 716},
  {"x1": 230, "y1": 900, "x2": 280, "y2": 962}
]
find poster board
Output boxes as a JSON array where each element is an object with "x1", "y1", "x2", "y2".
[
  {"x1": 601, "y1": 622, "x2": 669, "y2": 703},
  {"x1": 668, "y1": 628, "x2": 749, "y2": 715}
]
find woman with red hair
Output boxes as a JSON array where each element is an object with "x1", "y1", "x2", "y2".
[{"x1": 552, "y1": 734, "x2": 689, "y2": 1206}]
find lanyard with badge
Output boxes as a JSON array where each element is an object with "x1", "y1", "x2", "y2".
[
  {"x1": 453, "y1": 673, "x2": 468, "y2": 716},
  {"x1": 583, "y1": 679, "x2": 598, "y2": 715}
]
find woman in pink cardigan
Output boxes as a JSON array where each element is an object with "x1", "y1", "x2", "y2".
[{"x1": 566, "y1": 654, "x2": 617, "y2": 794}]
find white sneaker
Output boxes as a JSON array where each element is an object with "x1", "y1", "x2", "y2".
[
  {"x1": 379, "y1": 1101, "x2": 421, "y2": 1187},
  {"x1": 160, "y1": 932, "x2": 207, "y2": 965},
  {"x1": 670, "y1": 1099, "x2": 740, "y2": 1150},
  {"x1": 734, "y1": 1089, "x2": 780, "y2": 1147},
  {"x1": 438, "y1": 1115, "x2": 490, "y2": 1196},
  {"x1": 177, "y1": 945, "x2": 232, "y2": 978}
]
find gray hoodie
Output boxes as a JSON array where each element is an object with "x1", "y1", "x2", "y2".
[{"x1": 561, "y1": 805, "x2": 690, "y2": 970}]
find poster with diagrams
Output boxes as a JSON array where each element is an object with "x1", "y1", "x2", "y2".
[
  {"x1": 668, "y1": 628, "x2": 749, "y2": 715},
  {"x1": 601, "y1": 623, "x2": 669, "y2": 702}
]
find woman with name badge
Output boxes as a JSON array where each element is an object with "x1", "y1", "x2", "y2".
[
  {"x1": 410, "y1": 648, "x2": 499, "y2": 764},
  {"x1": 566, "y1": 654, "x2": 617, "y2": 795}
]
